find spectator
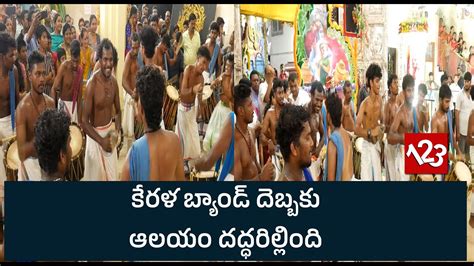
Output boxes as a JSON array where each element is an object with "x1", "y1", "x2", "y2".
[
  {"x1": 50, "y1": 13, "x2": 63, "y2": 52},
  {"x1": 182, "y1": 13, "x2": 201, "y2": 67},
  {"x1": 88, "y1": 14, "x2": 100, "y2": 51}
]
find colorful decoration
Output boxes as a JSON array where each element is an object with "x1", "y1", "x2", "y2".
[
  {"x1": 177, "y1": 4, "x2": 206, "y2": 33},
  {"x1": 399, "y1": 18, "x2": 428, "y2": 34}
]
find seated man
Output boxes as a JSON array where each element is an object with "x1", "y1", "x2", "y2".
[{"x1": 34, "y1": 109, "x2": 72, "y2": 181}]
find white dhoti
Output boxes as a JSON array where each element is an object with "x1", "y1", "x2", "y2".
[
  {"x1": 58, "y1": 99, "x2": 78, "y2": 124},
  {"x1": 384, "y1": 139, "x2": 397, "y2": 181},
  {"x1": 83, "y1": 120, "x2": 118, "y2": 181},
  {"x1": 122, "y1": 91, "x2": 135, "y2": 139},
  {"x1": 360, "y1": 139, "x2": 382, "y2": 181},
  {"x1": 175, "y1": 102, "x2": 201, "y2": 161},
  {"x1": 203, "y1": 101, "x2": 231, "y2": 152},
  {"x1": 18, "y1": 157, "x2": 42, "y2": 181},
  {"x1": 0, "y1": 115, "x2": 14, "y2": 184},
  {"x1": 394, "y1": 144, "x2": 409, "y2": 181}
]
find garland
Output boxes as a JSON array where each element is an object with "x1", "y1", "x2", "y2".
[{"x1": 399, "y1": 19, "x2": 428, "y2": 34}]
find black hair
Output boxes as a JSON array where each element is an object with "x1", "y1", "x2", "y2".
[
  {"x1": 402, "y1": 74, "x2": 415, "y2": 91},
  {"x1": 184, "y1": 20, "x2": 189, "y2": 27},
  {"x1": 28, "y1": 50, "x2": 45, "y2": 73},
  {"x1": 35, "y1": 109, "x2": 71, "y2": 176},
  {"x1": 78, "y1": 18, "x2": 84, "y2": 27},
  {"x1": 464, "y1": 71, "x2": 472, "y2": 82},
  {"x1": 136, "y1": 66, "x2": 165, "y2": 131},
  {"x1": 96, "y1": 38, "x2": 114, "y2": 61},
  {"x1": 326, "y1": 92, "x2": 342, "y2": 128},
  {"x1": 197, "y1": 46, "x2": 211, "y2": 61},
  {"x1": 62, "y1": 22, "x2": 71, "y2": 36},
  {"x1": 53, "y1": 13, "x2": 61, "y2": 24},
  {"x1": 0, "y1": 22, "x2": 5, "y2": 32},
  {"x1": 19, "y1": 10, "x2": 28, "y2": 21},
  {"x1": 79, "y1": 28, "x2": 88, "y2": 40},
  {"x1": 189, "y1": 13, "x2": 197, "y2": 22},
  {"x1": 233, "y1": 82, "x2": 251, "y2": 111},
  {"x1": 429, "y1": 72, "x2": 433, "y2": 76},
  {"x1": 365, "y1": 63, "x2": 382, "y2": 88},
  {"x1": 175, "y1": 31, "x2": 182, "y2": 43},
  {"x1": 439, "y1": 84, "x2": 452, "y2": 100},
  {"x1": 140, "y1": 26, "x2": 158, "y2": 58},
  {"x1": 216, "y1": 17, "x2": 225, "y2": 27},
  {"x1": 272, "y1": 78, "x2": 285, "y2": 94},
  {"x1": 149, "y1": 14, "x2": 159, "y2": 23},
  {"x1": 131, "y1": 32, "x2": 140, "y2": 43},
  {"x1": 27, "y1": 9, "x2": 36, "y2": 22},
  {"x1": 288, "y1": 72, "x2": 298, "y2": 83},
  {"x1": 160, "y1": 34, "x2": 171, "y2": 49},
  {"x1": 35, "y1": 24, "x2": 50, "y2": 41},
  {"x1": 129, "y1": 5, "x2": 138, "y2": 20},
  {"x1": 0, "y1": 32, "x2": 16, "y2": 55},
  {"x1": 250, "y1": 70, "x2": 260, "y2": 80},
  {"x1": 70, "y1": 39, "x2": 81, "y2": 59},
  {"x1": 418, "y1": 83, "x2": 427, "y2": 96},
  {"x1": 276, "y1": 105, "x2": 311, "y2": 161},
  {"x1": 89, "y1": 14, "x2": 97, "y2": 24},
  {"x1": 239, "y1": 77, "x2": 251, "y2": 87},
  {"x1": 343, "y1": 80, "x2": 352, "y2": 90},
  {"x1": 310, "y1": 80, "x2": 324, "y2": 96},
  {"x1": 65, "y1": 14, "x2": 71, "y2": 20},
  {"x1": 56, "y1": 47, "x2": 66, "y2": 61},
  {"x1": 210, "y1": 21, "x2": 219, "y2": 32},
  {"x1": 440, "y1": 73, "x2": 448, "y2": 84},
  {"x1": 223, "y1": 52, "x2": 234, "y2": 72},
  {"x1": 387, "y1": 74, "x2": 398, "y2": 88}
]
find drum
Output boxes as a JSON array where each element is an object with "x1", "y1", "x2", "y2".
[
  {"x1": 163, "y1": 85, "x2": 180, "y2": 131},
  {"x1": 353, "y1": 137, "x2": 364, "y2": 180},
  {"x1": 3, "y1": 136, "x2": 19, "y2": 181},
  {"x1": 65, "y1": 123, "x2": 85, "y2": 181},
  {"x1": 198, "y1": 85, "x2": 217, "y2": 123},
  {"x1": 410, "y1": 174, "x2": 435, "y2": 181},
  {"x1": 445, "y1": 161, "x2": 471, "y2": 188},
  {"x1": 189, "y1": 170, "x2": 217, "y2": 181}
]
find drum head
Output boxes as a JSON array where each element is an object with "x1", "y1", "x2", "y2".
[
  {"x1": 455, "y1": 161, "x2": 472, "y2": 186},
  {"x1": 194, "y1": 171, "x2": 216, "y2": 180},
  {"x1": 166, "y1": 85, "x2": 179, "y2": 101},
  {"x1": 418, "y1": 174, "x2": 435, "y2": 181},
  {"x1": 69, "y1": 124, "x2": 84, "y2": 159},
  {"x1": 202, "y1": 85, "x2": 213, "y2": 100},
  {"x1": 6, "y1": 140, "x2": 19, "y2": 170},
  {"x1": 355, "y1": 137, "x2": 364, "y2": 153}
]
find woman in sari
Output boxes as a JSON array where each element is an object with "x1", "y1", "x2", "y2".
[{"x1": 50, "y1": 14, "x2": 63, "y2": 52}]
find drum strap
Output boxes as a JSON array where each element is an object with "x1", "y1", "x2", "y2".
[
  {"x1": 9, "y1": 68, "x2": 15, "y2": 131},
  {"x1": 447, "y1": 109, "x2": 454, "y2": 154},
  {"x1": 413, "y1": 107, "x2": 419, "y2": 133},
  {"x1": 216, "y1": 112, "x2": 235, "y2": 181},
  {"x1": 323, "y1": 130, "x2": 344, "y2": 181},
  {"x1": 322, "y1": 104, "x2": 328, "y2": 145},
  {"x1": 137, "y1": 50, "x2": 144, "y2": 71},
  {"x1": 71, "y1": 66, "x2": 84, "y2": 115},
  {"x1": 303, "y1": 168, "x2": 314, "y2": 182},
  {"x1": 208, "y1": 43, "x2": 220, "y2": 78}
]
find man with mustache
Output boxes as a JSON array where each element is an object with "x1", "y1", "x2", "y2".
[
  {"x1": 16, "y1": 51, "x2": 55, "y2": 181},
  {"x1": 383, "y1": 74, "x2": 400, "y2": 181},
  {"x1": 81, "y1": 39, "x2": 122, "y2": 181}
]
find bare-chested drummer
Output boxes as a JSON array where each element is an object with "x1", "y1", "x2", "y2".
[
  {"x1": 324, "y1": 92, "x2": 353, "y2": 181},
  {"x1": 387, "y1": 74, "x2": 415, "y2": 181},
  {"x1": 383, "y1": 74, "x2": 399, "y2": 181},
  {"x1": 341, "y1": 80, "x2": 356, "y2": 133},
  {"x1": 121, "y1": 66, "x2": 184, "y2": 181},
  {"x1": 51, "y1": 39, "x2": 82, "y2": 124},
  {"x1": 176, "y1": 46, "x2": 211, "y2": 172},
  {"x1": 16, "y1": 51, "x2": 55, "y2": 181},
  {"x1": 416, "y1": 83, "x2": 429, "y2": 133},
  {"x1": 81, "y1": 39, "x2": 122, "y2": 181},
  {"x1": 308, "y1": 81, "x2": 326, "y2": 158},
  {"x1": 121, "y1": 33, "x2": 141, "y2": 145},
  {"x1": 0, "y1": 33, "x2": 20, "y2": 182},
  {"x1": 233, "y1": 82, "x2": 274, "y2": 181},
  {"x1": 354, "y1": 63, "x2": 384, "y2": 181}
]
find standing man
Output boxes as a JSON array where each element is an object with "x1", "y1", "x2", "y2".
[
  {"x1": 416, "y1": 83, "x2": 429, "y2": 133},
  {"x1": 387, "y1": 74, "x2": 415, "y2": 181},
  {"x1": 260, "y1": 65, "x2": 275, "y2": 114},
  {"x1": 249, "y1": 70, "x2": 262, "y2": 122},
  {"x1": 0, "y1": 33, "x2": 20, "y2": 182},
  {"x1": 81, "y1": 39, "x2": 122, "y2": 181},
  {"x1": 357, "y1": 71, "x2": 369, "y2": 113},
  {"x1": 204, "y1": 21, "x2": 223, "y2": 81},
  {"x1": 308, "y1": 81, "x2": 326, "y2": 158},
  {"x1": 164, "y1": 10, "x2": 171, "y2": 35},
  {"x1": 51, "y1": 39, "x2": 83, "y2": 124},
  {"x1": 383, "y1": 74, "x2": 399, "y2": 181},
  {"x1": 354, "y1": 63, "x2": 384, "y2": 181},
  {"x1": 182, "y1": 13, "x2": 201, "y2": 67},
  {"x1": 341, "y1": 80, "x2": 356, "y2": 133},
  {"x1": 287, "y1": 72, "x2": 310, "y2": 107},
  {"x1": 275, "y1": 105, "x2": 314, "y2": 181},
  {"x1": 16, "y1": 51, "x2": 55, "y2": 181},
  {"x1": 455, "y1": 72, "x2": 472, "y2": 160}
]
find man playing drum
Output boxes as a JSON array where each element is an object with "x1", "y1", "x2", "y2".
[
  {"x1": 176, "y1": 46, "x2": 211, "y2": 172},
  {"x1": 51, "y1": 40, "x2": 83, "y2": 124},
  {"x1": 324, "y1": 92, "x2": 353, "y2": 181},
  {"x1": 276, "y1": 105, "x2": 314, "y2": 181},
  {"x1": 387, "y1": 74, "x2": 416, "y2": 181},
  {"x1": 0, "y1": 33, "x2": 20, "y2": 182},
  {"x1": 307, "y1": 81, "x2": 326, "y2": 180},
  {"x1": 81, "y1": 39, "x2": 122, "y2": 181},
  {"x1": 121, "y1": 66, "x2": 184, "y2": 181},
  {"x1": 354, "y1": 63, "x2": 384, "y2": 181},
  {"x1": 34, "y1": 109, "x2": 72, "y2": 181},
  {"x1": 383, "y1": 74, "x2": 400, "y2": 181},
  {"x1": 415, "y1": 83, "x2": 430, "y2": 133},
  {"x1": 233, "y1": 82, "x2": 274, "y2": 181},
  {"x1": 16, "y1": 51, "x2": 56, "y2": 181}
]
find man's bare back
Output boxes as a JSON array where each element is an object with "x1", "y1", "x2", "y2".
[
  {"x1": 122, "y1": 50, "x2": 139, "y2": 97},
  {"x1": 327, "y1": 128, "x2": 353, "y2": 181}
]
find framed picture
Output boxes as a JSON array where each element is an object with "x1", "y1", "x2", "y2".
[
  {"x1": 344, "y1": 4, "x2": 359, "y2": 38},
  {"x1": 387, "y1": 47, "x2": 397, "y2": 77},
  {"x1": 426, "y1": 42, "x2": 434, "y2": 62}
]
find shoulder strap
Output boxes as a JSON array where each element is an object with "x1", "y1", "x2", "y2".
[
  {"x1": 208, "y1": 43, "x2": 220, "y2": 78},
  {"x1": 323, "y1": 130, "x2": 344, "y2": 181},
  {"x1": 322, "y1": 105, "x2": 328, "y2": 145},
  {"x1": 9, "y1": 69, "x2": 15, "y2": 131},
  {"x1": 129, "y1": 135, "x2": 150, "y2": 181},
  {"x1": 137, "y1": 50, "x2": 144, "y2": 71},
  {"x1": 217, "y1": 112, "x2": 235, "y2": 181},
  {"x1": 447, "y1": 109, "x2": 454, "y2": 153},
  {"x1": 303, "y1": 168, "x2": 313, "y2": 182},
  {"x1": 413, "y1": 107, "x2": 419, "y2": 133}
]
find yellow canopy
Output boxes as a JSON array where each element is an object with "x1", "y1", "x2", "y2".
[{"x1": 240, "y1": 4, "x2": 298, "y2": 23}]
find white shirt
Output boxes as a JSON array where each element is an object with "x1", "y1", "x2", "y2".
[
  {"x1": 289, "y1": 88, "x2": 311, "y2": 107},
  {"x1": 455, "y1": 89, "x2": 473, "y2": 136},
  {"x1": 450, "y1": 83, "x2": 462, "y2": 110},
  {"x1": 258, "y1": 81, "x2": 269, "y2": 120}
]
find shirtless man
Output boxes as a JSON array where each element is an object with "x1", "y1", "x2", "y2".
[
  {"x1": 341, "y1": 80, "x2": 355, "y2": 133},
  {"x1": 307, "y1": 81, "x2": 326, "y2": 158},
  {"x1": 383, "y1": 74, "x2": 399, "y2": 181},
  {"x1": 81, "y1": 39, "x2": 122, "y2": 181},
  {"x1": 416, "y1": 83, "x2": 429, "y2": 133},
  {"x1": 121, "y1": 65, "x2": 184, "y2": 181},
  {"x1": 233, "y1": 82, "x2": 274, "y2": 181},
  {"x1": 0, "y1": 33, "x2": 20, "y2": 182},
  {"x1": 325, "y1": 92, "x2": 353, "y2": 181},
  {"x1": 387, "y1": 74, "x2": 415, "y2": 181},
  {"x1": 276, "y1": 105, "x2": 314, "y2": 181},
  {"x1": 51, "y1": 39, "x2": 82, "y2": 124},
  {"x1": 176, "y1": 46, "x2": 211, "y2": 171},
  {"x1": 121, "y1": 33, "x2": 140, "y2": 145},
  {"x1": 355, "y1": 63, "x2": 384, "y2": 181},
  {"x1": 204, "y1": 21, "x2": 222, "y2": 80},
  {"x1": 16, "y1": 51, "x2": 55, "y2": 181},
  {"x1": 153, "y1": 34, "x2": 172, "y2": 79}
]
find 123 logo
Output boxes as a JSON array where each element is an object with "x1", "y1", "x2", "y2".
[{"x1": 404, "y1": 133, "x2": 449, "y2": 174}]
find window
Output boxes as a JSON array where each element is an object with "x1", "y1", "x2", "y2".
[{"x1": 271, "y1": 20, "x2": 283, "y2": 36}]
